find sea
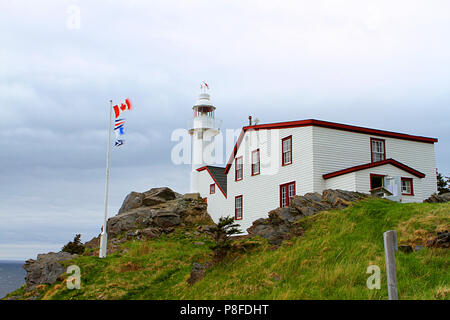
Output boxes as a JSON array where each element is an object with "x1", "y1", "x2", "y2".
[{"x1": 0, "y1": 261, "x2": 26, "y2": 299}]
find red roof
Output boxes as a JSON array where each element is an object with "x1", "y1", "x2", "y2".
[
  {"x1": 322, "y1": 159, "x2": 426, "y2": 179},
  {"x1": 224, "y1": 119, "x2": 437, "y2": 174}
]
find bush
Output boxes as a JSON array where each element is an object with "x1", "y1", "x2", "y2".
[
  {"x1": 209, "y1": 216, "x2": 242, "y2": 262},
  {"x1": 61, "y1": 234, "x2": 85, "y2": 255},
  {"x1": 437, "y1": 170, "x2": 450, "y2": 194}
]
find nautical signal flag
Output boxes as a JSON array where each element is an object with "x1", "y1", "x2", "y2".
[
  {"x1": 114, "y1": 118, "x2": 125, "y2": 147},
  {"x1": 113, "y1": 98, "x2": 132, "y2": 119},
  {"x1": 112, "y1": 98, "x2": 132, "y2": 147}
]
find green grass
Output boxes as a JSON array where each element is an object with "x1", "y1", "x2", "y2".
[{"x1": 5, "y1": 199, "x2": 449, "y2": 300}]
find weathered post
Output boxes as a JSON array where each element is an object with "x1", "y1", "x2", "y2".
[{"x1": 383, "y1": 230, "x2": 398, "y2": 300}]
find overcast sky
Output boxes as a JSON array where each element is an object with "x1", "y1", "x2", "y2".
[{"x1": 1, "y1": 0, "x2": 449, "y2": 261}]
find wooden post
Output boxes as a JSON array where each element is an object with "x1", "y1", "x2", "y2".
[{"x1": 383, "y1": 230, "x2": 398, "y2": 300}]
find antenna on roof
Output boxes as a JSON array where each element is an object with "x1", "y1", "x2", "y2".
[{"x1": 254, "y1": 117, "x2": 260, "y2": 125}]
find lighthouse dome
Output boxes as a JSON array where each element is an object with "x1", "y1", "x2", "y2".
[{"x1": 194, "y1": 93, "x2": 214, "y2": 108}]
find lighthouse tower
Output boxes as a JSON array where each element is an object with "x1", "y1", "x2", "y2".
[{"x1": 189, "y1": 83, "x2": 219, "y2": 192}]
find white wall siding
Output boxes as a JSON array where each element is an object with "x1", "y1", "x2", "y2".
[
  {"x1": 196, "y1": 123, "x2": 437, "y2": 233},
  {"x1": 196, "y1": 170, "x2": 228, "y2": 223},
  {"x1": 325, "y1": 172, "x2": 356, "y2": 191},
  {"x1": 354, "y1": 164, "x2": 422, "y2": 203},
  {"x1": 312, "y1": 126, "x2": 437, "y2": 201},
  {"x1": 226, "y1": 127, "x2": 314, "y2": 232}
]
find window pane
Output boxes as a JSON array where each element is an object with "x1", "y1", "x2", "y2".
[
  {"x1": 235, "y1": 197, "x2": 242, "y2": 219},
  {"x1": 402, "y1": 180, "x2": 411, "y2": 194},
  {"x1": 288, "y1": 183, "x2": 295, "y2": 199},
  {"x1": 372, "y1": 140, "x2": 385, "y2": 162}
]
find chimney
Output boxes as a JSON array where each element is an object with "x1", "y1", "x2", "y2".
[{"x1": 248, "y1": 115, "x2": 252, "y2": 126}]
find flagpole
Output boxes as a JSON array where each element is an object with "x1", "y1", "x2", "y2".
[{"x1": 99, "y1": 99, "x2": 113, "y2": 258}]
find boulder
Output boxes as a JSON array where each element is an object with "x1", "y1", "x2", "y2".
[
  {"x1": 425, "y1": 230, "x2": 449, "y2": 248},
  {"x1": 247, "y1": 189, "x2": 368, "y2": 245},
  {"x1": 107, "y1": 207, "x2": 155, "y2": 238},
  {"x1": 399, "y1": 245, "x2": 413, "y2": 253},
  {"x1": 187, "y1": 262, "x2": 211, "y2": 285},
  {"x1": 152, "y1": 212, "x2": 181, "y2": 228},
  {"x1": 144, "y1": 187, "x2": 177, "y2": 201},
  {"x1": 247, "y1": 219, "x2": 295, "y2": 245},
  {"x1": 118, "y1": 192, "x2": 144, "y2": 214},
  {"x1": 268, "y1": 207, "x2": 300, "y2": 224},
  {"x1": 84, "y1": 235, "x2": 100, "y2": 249},
  {"x1": 142, "y1": 196, "x2": 166, "y2": 206},
  {"x1": 423, "y1": 193, "x2": 450, "y2": 203},
  {"x1": 103, "y1": 188, "x2": 212, "y2": 240},
  {"x1": 140, "y1": 227, "x2": 162, "y2": 239},
  {"x1": 182, "y1": 193, "x2": 202, "y2": 200},
  {"x1": 322, "y1": 189, "x2": 367, "y2": 208},
  {"x1": 118, "y1": 187, "x2": 177, "y2": 214},
  {"x1": 23, "y1": 252, "x2": 77, "y2": 290}
]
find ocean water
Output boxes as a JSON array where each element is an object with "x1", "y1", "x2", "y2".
[{"x1": 0, "y1": 261, "x2": 26, "y2": 299}]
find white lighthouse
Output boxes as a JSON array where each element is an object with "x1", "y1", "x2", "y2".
[{"x1": 189, "y1": 83, "x2": 219, "y2": 192}]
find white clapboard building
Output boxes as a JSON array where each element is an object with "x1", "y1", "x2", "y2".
[{"x1": 189, "y1": 91, "x2": 438, "y2": 231}]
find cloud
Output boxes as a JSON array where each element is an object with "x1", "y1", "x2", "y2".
[{"x1": 0, "y1": 0, "x2": 449, "y2": 260}]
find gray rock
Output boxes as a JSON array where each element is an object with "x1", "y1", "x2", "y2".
[
  {"x1": 108, "y1": 207, "x2": 155, "y2": 238},
  {"x1": 399, "y1": 244, "x2": 413, "y2": 253},
  {"x1": 152, "y1": 212, "x2": 181, "y2": 228},
  {"x1": 182, "y1": 193, "x2": 202, "y2": 200},
  {"x1": 187, "y1": 262, "x2": 211, "y2": 285},
  {"x1": 118, "y1": 187, "x2": 177, "y2": 214},
  {"x1": 140, "y1": 227, "x2": 162, "y2": 239},
  {"x1": 247, "y1": 189, "x2": 369, "y2": 245},
  {"x1": 423, "y1": 193, "x2": 450, "y2": 203},
  {"x1": 143, "y1": 187, "x2": 176, "y2": 201},
  {"x1": 118, "y1": 191, "x2": 144, "y2": 214},
  {"x1": 426, "y1": 230, "x2": 450, "y2": 248},
  {"x1": 23, "y1": 252, "x2": 77, "y2": 290},
  {"x1": 100, "y1": 187, "x2": 213, "y2": 242},
  {"x1": 142, "y1": 196, "x2": 166, "y2": 206}
]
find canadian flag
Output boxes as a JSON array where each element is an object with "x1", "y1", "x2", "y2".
[{"x1": 113, "y1": 98, "x2": 132, "y2": 118}]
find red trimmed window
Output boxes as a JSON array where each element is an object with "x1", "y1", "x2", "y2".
[
  {"x1": 371, "y1": 138, "x2": 386, "y2": 163},
  {"x1": 210, "y1": 183, "x2": 215, "y2": 194},
  {"x1": 280, "y1": 181, "x2": 296, "y2": 207},
  {"x1": 235, "y1": 195, "x2": 243, "y2": 220},
  {"x1": 282, "y1": 136, "x2": 292, "y2": 166},
  {"x1": 401, "y1": 178, "x2": 414, "y2": 195},
  {"x1": 235, "y1": 156, "x2": 243, "y2": 181},
  {"x1": 251, "y1": 149, "x2": 260, "y2": 176}
]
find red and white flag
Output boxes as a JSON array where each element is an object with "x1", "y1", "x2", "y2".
[{"x1": 113, "y1": 98, "x2": 132, "y2": 119}]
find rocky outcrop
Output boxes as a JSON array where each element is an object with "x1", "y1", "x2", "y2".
[
  {"x1": 23, "y1": 252, "x2": 77, "y2": 290},
  {"x1": 86, "y1": 188, "x2": 213, "y2": 247},
  {"x1": 423, "y1": 193, "x2": 450, "y2": 203},
  {"x1": 247, "y1": 189, "x2": 369, "y2": 245},
  {"x1": 118, "y1": 187, "x2": 177, "y2": 214}
]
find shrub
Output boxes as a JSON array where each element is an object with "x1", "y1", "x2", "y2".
[
  {"x1": 61, "y1": 234, "x2": 85, "y2": 255},
  {"x1": 209, "y1": 216, "x2": 242, "y2": 261}
]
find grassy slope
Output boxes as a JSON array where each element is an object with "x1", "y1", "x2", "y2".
[{"x1": 6, "y1": 198, "x2": 449, "y2": 300}]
